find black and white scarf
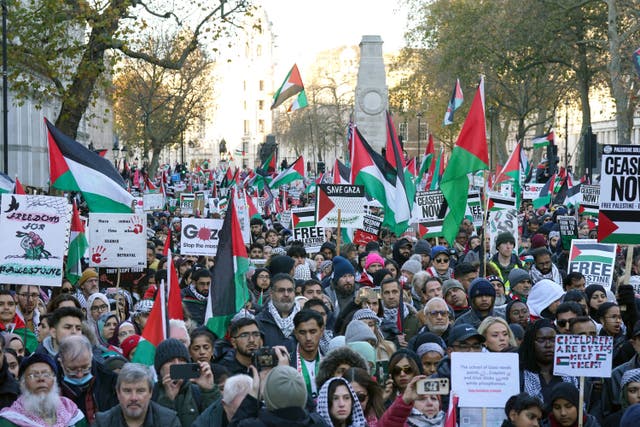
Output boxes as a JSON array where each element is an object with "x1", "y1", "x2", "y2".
[
  {"x1": 189, "y1": 283, "x2": 208, "y2": 302},
  {"x1": 267, "y1": 300, "x2": 299, "y2": 338}
]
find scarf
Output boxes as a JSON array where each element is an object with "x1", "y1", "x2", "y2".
[
  {"x1": 316, "y1": 377, "x2": 367, "y2": 427},
  {"x1": 0, "y1": 395, "x2": 84, "y2": 427},
  {"x1": 529, "y1": 264, "x2": 562, "y2": 286},
  {"x1": 189, "y1": 283, "x2": 208, "y2": 302},
  {"x1": 267, "y1": 300, "x2": 299, "y2": 338},
  {"x1": 407, "y1": 409, "x2": 446, "y2": 427},
  {"x1": 523, "y1": 369, "x2": 578, "y2": 403},
  {"x1": 383, "y1": 302, "x2": 409, "y2": 323}
]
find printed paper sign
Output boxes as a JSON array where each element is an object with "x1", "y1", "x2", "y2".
[
  {"x1": 180, "y1": 193, "x2": 195, "y2": 215},
  {"x1": 579, "y1": 185, "x2": 599, "y2": 217},
  {"x1": 180, "y1": 218, "x2": 223, "y2": 256},
  {"x1": 292, "y1": 226, "x2": 325, "y2": 252},
  {"x1": 316, "y1": 184, "x2": 366, "y2": 228},
  {"x1": 412, "y1": 190, "x2": 446, "y2": 222},
  {"x1": 88, "y1": 213, "x2": 147, "y2": 268},
  {"x1": 557, "y1": 215, "x2": 578, "y2": 248},
  {"x1": 523, "y1": 183, "x2": 545, "y2": 200},
  {"x1": 465, "y1": 191, "x2": 483, "y2": 226},
  {"x1": 353, "y1": 214, "x2": 383, "y2": 245},
  {"x1": 0, "y1": 195, "x2": 70, "y2": 286},
  {"x1": 451, "y1": 352, "x2": 520, "y2": 408},
  {"x1": 489, "y1": 209, "x2": 519, "y2": 255},
  {"x1": 133, "y1": 197, "x2": 144, "y2": 214},
  {"x1": 553, "y1": 335, "x2": 613, "y2": 377},
  {"x1": 143, "y1": 193, "x2": 165, "y2": 211},
  {"x1": 568, "y1": 239, "x2": 616, "y2": 290},
  {"x1": 291, "y1": 207, "x2": 316, "y2": 229}
]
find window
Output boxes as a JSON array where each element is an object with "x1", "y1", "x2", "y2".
[
  {"x1": 258, "y1": 120, "x2": 265, "y2": 133},
  {"x1": 259, "y1": 80, "x2": 264, "y2": 91},
  {"x1": 399, "y1": 122, "x2": 409, "y2": 142},
  {"x1": 244, "y1": 120, "x2": 250, "y2": 134},
  {"x1": 258, "y1": 100, "x2": 264, "y2": 110}
]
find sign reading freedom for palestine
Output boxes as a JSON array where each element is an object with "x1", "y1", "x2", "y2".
[{"x1": 599, "y1": 145, "x2": 640, "y2": 243}]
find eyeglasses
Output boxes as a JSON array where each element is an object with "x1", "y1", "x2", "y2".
[
  {"x1": 64, "y1": 366, "x2": 92, "y2": 376},
  {"x1": 434, "y1": 258, "x2": 449, "y2": 263},
  {"x1": 453, "y1": 343, "x2": 483, "y2": 351},
  {"x1": 91, "y1": 304, "x2": 109, "y2": 312},
  {"x1": 427, "y1": 310, "x2": 449, "y2": 318},
  {"x1": 556, "y1": 319, "x2": 570, "y2": 328},
  {"x1": 234, "y1": 331, "x2": 261, "y2": 340},
  {"x1": 356, "y1": 392, "x2": 368, "y2": 402},
  {"x1": 392, "y1": 366, "x2": 414, "y2": 376},
  {"x1": 26, "y1": 371, "x2": 55, "y2": 380},
  {"x1": 17, "y1": 293, "x2": 39, "y2": 299}
]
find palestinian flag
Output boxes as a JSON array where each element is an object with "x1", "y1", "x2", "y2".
[
  {"x1": 443, "y1": 78, "x2": 464, "y2": 126},
  {"x1": 288, "y1": 89, "x2": 308, "y2": 112},
  {"x1": 440, "y1": 78, "x2": 489, "y2": 245},
  {"x1": 556, "y1": 356, "x2": 570, "y2": 366},
  {"x1": 385, "y1": 111, "x2": 416, "y2": 216},
  {"x1": 333, "y1": 159, "x2": 351, "y2": 184},
  {"x1": 350, "y1": 125, "x2": 411, "y2": 235},
  {"x1": 14, "y1": 177, "x2": 25, "y2": 195},
  {"x1": 245, "y1": 191, "x2": 261, "y2": 220},
  {"x1": 533, "y1": 173, "x2": 556, "y2": 209},
  {"x1": 259, "y1": 151, "x2": 277, "y2": 174},
  {"x1": 205, "y1": 191, "x2": 250, "y2": 338},
  {"x1": 427, "y1": 147, "x2": 445, "y2": 190},
  {"x1": 46, "y1": 119, "x2": 134, "y2": 213},
  {"x1": 167, "y1": 251, "x2": 184, "y2": 321},
  {"x1": 494, "y1": 142, "x2": 521, "y2": 209},
  {"x1": 532, "y1": 131, "x2": 554, "y2": 149},
  {"x1": 292, "y1": 207, "x2": 316, "y2": 228},
  {"x1": 579, "y1": 204, "x2": 599, "y2": 218},
  {"x1": 131, "y1": 293, "x2": 166, "y2": 366},
  {"x1": 269, "y1": 156, "x2": 305, "y2": 189},
  {"x1": 417, "y1": 134, "x2": 435, "y2": 187},
  {"x1": 569, "y1": 242, "x2": 616, "y2": 264},
  {"x1": 66, "y1": 201, "x2": 89, "y2": 285},
  {"x1": 487, "y1": 192, "x2": 516, "y2": 211},
  {"x1": 0, "y1": 172, "x2": 13, "y2": 193},
  {"x1": 406, "y1": 158, "x2": 417, "y2": 177},
  {"x1": 6, "y1": 314, "x2": 37, "y2": 354},
  {"x1": 271, "y1": 64, "x2": 305, "y2": 109}
]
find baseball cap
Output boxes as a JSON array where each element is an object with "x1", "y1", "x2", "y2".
[{"x1": 448, "y1": 324, "x2": 485, "y2": 346}]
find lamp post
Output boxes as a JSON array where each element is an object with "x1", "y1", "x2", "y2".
[
  {"x1": 2, "y1": 0, "x2": 7, "y2": 174},
  {"x1": 416, "y1": 112, "x2": 423, "y2": 156},
  {"x1": 564, "y1": 99, "x2": 569, "y2": 172}
]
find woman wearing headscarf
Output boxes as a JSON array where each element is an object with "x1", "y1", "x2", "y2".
[
  {"x1": 248, "y1": 268, "x2": 271, "y2": 308},
  {"x1": 378, "y1": 375, "x2": 446, "y2": 427},
  {"x1": 316, "y1": 377, "x2": 367, "y2": 427}
]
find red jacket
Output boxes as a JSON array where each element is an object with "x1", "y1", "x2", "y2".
[{"x1": 378, "y1": 395, "x2": 413, "y2": 427}]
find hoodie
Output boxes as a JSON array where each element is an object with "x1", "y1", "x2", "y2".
[{"x1": 393, "y1": 238, "x2": 412, "y2": 266}]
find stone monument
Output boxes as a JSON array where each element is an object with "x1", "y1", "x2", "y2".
[{"x1": 354, "y1": 35, "x2": 388, "y2": 152}]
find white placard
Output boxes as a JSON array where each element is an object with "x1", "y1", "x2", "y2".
[
  {"x1": 133, "y1": 197, "x2": 144, "y2": 214},
  {"x1": 143, "y1": 193, "x2": 165, "y2": 211},
  {"x1": 523, "y1": 183, "x2": 545, "y2": 200},
  {"x1": 88, "y1": 213, "x2": 146, "y2": 268},
  {"x1": 292, "y1": 226, "x2": 325, "y2": 252},
  {"x1": 553, "y1": 335, "x2": 613, "y2": 377},
  {"x1": 180, "y1": 217, "x2": 223, "y2": 256},
  {"x1": 488, "y1": 209, "x2": 519, "y2": 255},
  {"x1": 451, "y1": 352, "x2": 520, "y2": 408},
  {"x1": 0, "y1": 195, "x2": 70, "y2": 286}
]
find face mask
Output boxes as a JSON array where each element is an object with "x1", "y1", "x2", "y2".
[{"x1": 64, "y1": 373, "x2": 93, "y2": 387}]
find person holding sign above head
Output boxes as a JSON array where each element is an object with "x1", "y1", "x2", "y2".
[{"x1": 541, "y1": 382, "x2": 601, "y2": 427}]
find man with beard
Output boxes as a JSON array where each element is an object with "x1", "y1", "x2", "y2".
[
  {"x1": 421, "y1": 297, "x2": 452, "y2": 342},
  {"x1": 219, "y1": 318, "x2": 264, "y2": 375},
  {"x1": 94, "y1": 363, "x2": 180, "y2": 427},
  {"x1": 454, "y1": 278, "x2": 498, "y2": 329},
  {"x1": 0, "y1": 353, "x2": 86, "y2": 426},
  {"x1": 255, "y1": 273, "x2": 299, "y2": 350},
  {"x1": 379, "y1": 278, "x2": 420, "y2": 346},
  {"x1": 181, "y1": 268, "x2": 211, "y2": 326},
  {"x1": 392, "y1": 238, "x2": 412, "y2": 266},
  {"x1": 529, "y1": 248, "x2": 562, "y2": 284},
  {"x1": 0, "y1": 290, "x2": 37, "y2": 354},
  {"x1": 323, "y1": 256, "x2": 357, "y2": 316},
  {"x1": 14, "y1": 285, "x2": 40, "y2": 334},
  {"x1": 291, "y1": 310, "x2": 324, "y2": 400}
]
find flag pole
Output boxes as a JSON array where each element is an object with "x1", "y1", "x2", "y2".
[
  {"x1": 482, "y1": 170, "x2": 490, "y2": 277},
  {"x1": 115, "y1": 268, "x2": 121, "y2": 322},
  {"x1": 336, "y1": 209, "x2": 342, "y2": 256}
]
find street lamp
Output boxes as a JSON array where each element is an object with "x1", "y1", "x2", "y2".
[
  {"x1": 416, "y1": 112, "x2": 423, "y2": 156},
  {"x1": 2, "y1": 0, "x2": 8, "y2": 174},
  {"x1": 564, "y1": 99, "x2": 569, "y2": 172}
]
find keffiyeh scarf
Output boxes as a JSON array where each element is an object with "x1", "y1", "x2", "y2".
[
  {"x1": 267, "y1": 300, "x2": 299, "y2": 338},
  {"x1": 316, "y1": 377, "x2": 367, "y2": 427}
]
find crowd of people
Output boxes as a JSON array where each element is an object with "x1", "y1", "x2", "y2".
[{"x1": 0, "y1": 197, "x2": 639, "y2": 427}]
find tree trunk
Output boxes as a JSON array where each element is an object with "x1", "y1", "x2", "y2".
[
  {"x1": 606, "y1": 0, "x2": 632, "y2": 145},
  {"x1": 148, "y1": 145, "x2": 162, "y2": 178}
]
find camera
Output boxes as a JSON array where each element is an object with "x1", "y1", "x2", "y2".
[{"x1": 251, "y1": 347, "x2": 278, "y2": 371}]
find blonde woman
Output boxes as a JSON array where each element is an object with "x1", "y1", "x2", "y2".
[{"x1": 478, "y1": 316, "x2": 518, "y2": 352}]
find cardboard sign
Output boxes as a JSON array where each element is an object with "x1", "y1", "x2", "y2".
[
  {"x1": 0, "y1": 195, "x2": 70, "y2": 286},
  {"x1": 523, "y1": 183, "x2": 545, "y2": 200},
  {"x1": 489, "y1": 209, "x2": 519, "y2": 255},
  {"x1": 553, "y1": 335, "x2": 613, "y2": 377},
  {"x1": 88, "y1": 213, "x2": 147, "y2": 268},
  {"x1": 292, "y1": 226, "x2": 325, "y2": 252},
  {"x1": 316, "y1": 184, "x2": 366, "y2": 228},
  {"x1": 180, "y1": 193, "x2": 195, "y2": 215},
  {"x1": 599, "y1": 145, "x2": 640, "y2": 243},
  {"x1": 568, "y1": 239, "x2": 616, "y2": 290},
  {"x1": 465, "y1": 191, "x2": 483, "y2": 226},
  {"x1": 143, "y1": 193, "x2": 165, "y2": 211},
  {"x1": 412, "y1": 190, "x2": 446, "y2": 222},
  {"x1": 180, "y1": 218, "x2": 223, "y2": 256},
  {"x1": 451, "y1": 352, "x2": 520, "y2": 408}
]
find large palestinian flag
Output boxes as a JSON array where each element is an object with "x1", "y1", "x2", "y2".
[
  {"x1": 205, "y1": 191, "x2": 250, "y2": 338},
  {"x1": 269, "y1": 156, "x2": 305, "y2": 189},
  {"x1": 46, "y1": 119, "x2": 134, "y2": 213}
]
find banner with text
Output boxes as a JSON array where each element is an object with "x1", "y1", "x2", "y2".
[
  {"x1": 523, "y1": 183, "x2": 545, "y2": 200},
  {"x1": 143, "y1": 193, "x2": 165, "y2": 211},
  {"x1": 180, "y1": 218, "x2": 224, "y2": 256},
  {"x1": 568, "y1": 239, "x2": 616, "y2": 290},
  {"x1": 579, "y1": 185, "x2": 599, "y2": 217},
  {"x1": 465, "y1": 191, "x2": 483, "y2": 226},
  {"x1": 88, "y1": 213, "x2": 147, "y2": 268},
  {"x1": 553, "y1": 335, "x2": 613, "y2": 377},
  {"x1": 412, "y1": 190, "x2": 446, "y2": 223},
  {"x1": 353, "y1": 214, "x2": 383, "y2": 245},
  {"x1": 316, "y1": 184, "x2": 366, "y2": 228},
  {"x1": 292, "y1": 226, "x2": 325, "y2": 252}
]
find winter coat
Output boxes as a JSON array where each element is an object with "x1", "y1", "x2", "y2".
[
  {"x1": 181, "y1": 286, "x2": 207, "y2": 326},
  {"x1": 229, "y1": 395, "x2": 328, "y2": 427},
  {"x1": 254, "y1": 306, "x2": 296, "y2": 351},
  {"x1": 192, "y1": 398, "x2": 228, "y2": 427},
  {"x1": 93, "y1": 401, "x2": 181, "y2": 427},
  {"x1": 540, "y1": 413, "x2": 601, "y2": 427},
  {"x1": 152, "y1": 381, "x2": 220, "y2": 427},
  {"x1": 0, "y1": 360, "x2": 18, "y2": 411}
]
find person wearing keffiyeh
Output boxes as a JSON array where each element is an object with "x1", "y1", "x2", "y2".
[{"x1": 316, "y1": 377, "x2": 367, "y2": 427}]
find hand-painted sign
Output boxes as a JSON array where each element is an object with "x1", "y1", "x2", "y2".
[
  {"x1": 88, "y1": 213, "x2": 147, "y2": 268},
  {"x1": 553, "y1": 335, "x2": 613, "y2": 377}
]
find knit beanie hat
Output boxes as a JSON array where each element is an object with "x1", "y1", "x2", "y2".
[
  {"x1": 416, "y1": 342, "x2": 445, "y2": 358},
  {"x1": 154, "y1": 338, "x2": 190, "y2": 373},
  {"x1": 414, "y1": 239, "x2": 432, "y2": 256},
  {"x1": 326, "y1": 336, "x2": 346, "y2": 353},
  {"x1": 495, "y1": 232, "x2": 516, "y2": 248},
  {"x1": 530, "y1": 234, "x2": 547, "y2": 249},
  {"x1": 263, "y1": 365, "x2": 307, "y2": 410},
  {"x1": 332, "y1": 256, "x2": 355, "y2": 283},
  {"x1": 548, "y1": 382, "x2": 579, "y2": 411},
  {"x1": 621, "y1": 404, "x2": 640, "y2": 427},
  {"x1": 401, "y1": 259, "x2": 422, "y2": 275},
  {"x1": 19, "y1": 353, "x2": 57, "y2": 378},
  {"x1": 468, "y1": 278, "x2": 496, "y2": 299},
  {"x1": 268, "y1": 255, "x2": 296, "y2": 276},
  {"x1": 365, "y1": 253, "x2": 385, "y2": 270},
  {"x1": 347, "y1": 341, "x2": 376, "y2": 373},
  {"x1": 352, "y1": 308, "x2": 381, "y2": 325},
  {"x1": 77, "y1": 268, "x2": 98, "y2": 288},
  {"x1": 121, "y1": 334, "x2": 142, "y2": 360},
  {"x1": 345, "y1": 320, "x2": 377, "y2": 345},
  {"x1": 508, "y1": 269, "x2": 531, "y2": 288},
  {"x1": 442, "y1": 279, "x2": 465, "y2": 297}
]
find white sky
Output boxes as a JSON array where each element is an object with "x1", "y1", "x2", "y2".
[{"x1": 259, "y1": 0, "x2": 408, "y2": 76}]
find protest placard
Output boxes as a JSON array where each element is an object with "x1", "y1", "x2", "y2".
[
  {"x1": 88, "y1": 213, "x2": 147, "y2": 268},
  {"x1": 292, "y1": 226, "x2": 325, "y2": 252},
  {"x1": 553, "y1": 335, "x2": 613, "y2": 377},
  {"x1": 143, "y1": 193, "x2": 165, "y2": 211},
  {"x1": 599, "y1": 145, "x2": 640, "y2": 243},
  {"x1": 523, "y1": 183, "x2": 545, "y2": 200},
  {"x1": 0, "y1": 195, "x2": 70, "y2": 286},
  {"x1": 180, "y1": 193, "x2": 195, "y2": 215},
  {"x1": 133, "y1": 197, "x2": 144, "y2": 214},
  {"x1": 316, "y1": 184, "x2": 366, "y2": 228},
  {"x1": 465, "y1": 191, "x2": 483, "y2": 226},
  {"x1": 487, "y1": 191, "x2": 516, "y2": 211},
  {"x1": 353, "y1": 214, "x2": 382, "y2": 245},
  {"x1": 279, "y1": 211, "x2": 292, "y2": 229},
  {"x1": 180, "y1": 218, "x2": 223, "y2": 256},
  {"x1": 568, "y1": 239, "x2": 616, "y2": 290},
  {"x1": 451, "y1": 352, "x2": 520, "y2": 408},
  {"x1": 291, "y1": 207, "x2": 316, "y2": 228},
  {"x1": 489, "y1": 209, "x2": 519, "y2": 255},
  {"x1": 234, "y1": 190, "x2": 250, "y2": 245},
  {"x1": 557, "y1": 215, "x2": 578, "y2": 248},
  {"x1": 412, "y1": 190, "x2": 446, "y2": 223},
  {"x1": 579, "y1": 185, "x2": 599, "y2": 217},
  {"x1": 194, "y1": 192, "x2": 206, "y2": 215}
]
